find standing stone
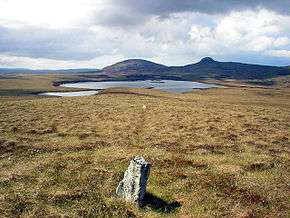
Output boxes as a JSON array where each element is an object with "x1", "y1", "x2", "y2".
[{"x1": 116, "y1": 156, "x2": 151, "y2": 206}]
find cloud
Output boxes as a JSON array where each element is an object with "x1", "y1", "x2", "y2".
[
  {"x1": 0, "y1": 26, "x2": 103, "y2": 61},
  {"x1": 85, "y1": 0, "x2": 290, "y2": 28},
  {"x1": 0, "y1": 0, "x2": 98, "y2": 28},
  {"x1": 273, "y1": 37, "x2": 290, "y2": 47},
  {"x1": 213, "y1": 9, "x2": 290, "y2": 51},
  {"x1": 267, "y1": 50, "x2": 290, "y2": 58},
  {"x1": 109, "y1": 0, "x2": 290, "y2": 17},
  {"x1": 0, "y1": 0, "x2": 290, "y2": 68},
  {"x1": 0, "y1": 53, "x2": 125, "y2": 69}
]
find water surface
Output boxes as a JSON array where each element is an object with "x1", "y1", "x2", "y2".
[
  {"x1": 39, "y1": 90, "x2": 98, "y2": 97},
  {"x1": 60, "y1": 80, "x2": 218, "y2": 93}
]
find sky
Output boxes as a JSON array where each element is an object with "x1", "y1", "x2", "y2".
[{"x1": 0, "y1": 0, "x2": 290, "y2": 69}]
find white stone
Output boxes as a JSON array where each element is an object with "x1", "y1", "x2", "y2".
[{"x1": 116, "y1": 156, "x2": 151, "y2": 206}]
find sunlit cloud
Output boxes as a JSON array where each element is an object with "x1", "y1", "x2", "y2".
[{"x1": 0, "y1": 0, "x2": 101, "y2": 28}]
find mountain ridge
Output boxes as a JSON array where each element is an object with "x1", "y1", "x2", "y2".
[
  {"x1": 102, "y1": 57, "x2": 290, "y2": 80},
  {"x1": 1, "y1": 57, "x2": 290, "y2": 80}
]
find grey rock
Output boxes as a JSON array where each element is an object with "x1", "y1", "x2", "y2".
[{"x1": 116, "y1": 156, "x2": 151, "y2": 206}]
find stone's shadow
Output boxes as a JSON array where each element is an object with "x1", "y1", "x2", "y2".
[{"x1": 142, "y1": 193, "x2": 181, "y2": 213}]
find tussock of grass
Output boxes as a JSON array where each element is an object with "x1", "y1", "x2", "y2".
[{"x1": 0, "y1": 86, "x2": 289, "y2": 217}]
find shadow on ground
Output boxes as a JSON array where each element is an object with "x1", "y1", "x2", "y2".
[{"x1": 142, "y1": 193, "x2": 181, "y2": 213}]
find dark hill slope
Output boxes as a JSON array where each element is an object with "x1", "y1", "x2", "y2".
[
  {"x1": 102, "y1": 59, "x2": 168, "y2": 75},
  {"x1": 168, "y1": 57, "x2": 290, "y2": 80}
]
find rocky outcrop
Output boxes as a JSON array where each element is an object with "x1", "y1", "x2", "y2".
[{"x1": 116, "y1": 156, "x2": 151, "y2": 206}]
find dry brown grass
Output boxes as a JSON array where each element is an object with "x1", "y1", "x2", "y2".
[
  {"x1": 0, "y1": 83, "x2": 289, "y2": 217},
  {"x1": 0, "y1": 74, "x2": 89, "y2": 97}
]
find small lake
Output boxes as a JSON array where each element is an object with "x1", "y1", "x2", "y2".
[
  {"x1": 60, "y1": 80, "x2": 218, "y2": 93},
  {"x1": 39, "y1": 90, "x2": 98, "y2": 97}
]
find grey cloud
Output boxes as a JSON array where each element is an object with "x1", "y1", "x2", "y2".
[
  {"x1": 0, "y1": 26, "x2": 103, "y2": 61},
  {"x1": 94, "y1": 8, "x2": 147, "y2": 27},
  {"x1": 93, "y1": 0, "x2": 290, "y2": 28},
  {"x1": 109, "y1": 0, "x2": 290, "y2": 16}
]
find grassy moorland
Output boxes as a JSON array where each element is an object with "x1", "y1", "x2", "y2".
[
  {"x1": 0, "y1": 74, "x2": 94, "y2": 97},
  {"x1": 0, "y1": 77, "x2": 289, "y2": 217}
]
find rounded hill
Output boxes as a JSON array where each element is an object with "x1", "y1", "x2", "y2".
[{"x1": 102, "y1": 59, "x2": 168, "y2": 75}]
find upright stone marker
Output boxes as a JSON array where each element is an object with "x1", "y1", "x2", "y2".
[{"x1": 116, "y1": 156, "x2": 151, "y2": 206}]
